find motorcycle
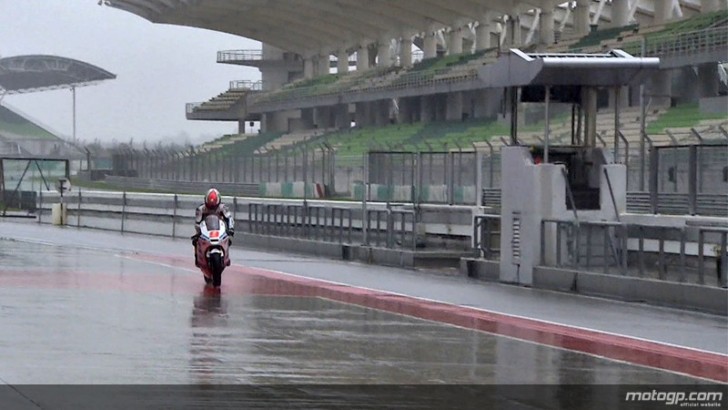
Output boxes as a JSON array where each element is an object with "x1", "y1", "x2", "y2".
[{"x1": 195, "y1": 214, "x2": 231, "y2": 287}]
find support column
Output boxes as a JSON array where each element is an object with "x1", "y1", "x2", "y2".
[
  {"x1": 448, "y1": 26, "x2": 463, "y2": 55},
  {"x1": 334, "y1": 104, "x2": 349, "y2": 129},
  {"x1": 300, "y1": 108, "x2": 315, "y2": 130},
  {"x1": 539, "y1": 8, "x2": 555, "y2": 49},
  {"x1": 315, "y1": 106, "x2": 333, "y2": 129},
  {"x1": 399, "y1": 37, "x2": 413, "y2": 68},
  {"x1": 397, "y1": 97, "x2": 413, "y2": 124},
  {"x1": 303, "y1": 57, "x2": 314, "y2": 79},
  {"x1": 508, "y1": 14, "x2": 523, "y2": 46},
  {"x1": 575, "y1": 0, "x2": 590, "y2": 36},
  {"x1": 434, "y1": 94, "x2": 448, "y2": 121},
  {"x1": 700, "y1": 0, "x2": 728, "y2": 13},
  {"x1": 654, "y1": 0, "x2": 673, "y2": 24},
  {"x1": 611, "y1": 0, "x2": 630, "y2": 27},
  {"x1": 446, "y1": 92, "x2": 464, "y2": 121},
  {"x1": 609, "y1": 86, "x2": 630, "y2": 109},
  {"x1": 648, "y1": 71, "x2": 673, "y2": 107},
  {"x1": 337, "y1": 50, "x2": 349, "y2": 74},
  {"x1": 475, "y1": 13, "x2": 494, "y2": 50},
  {"x1": 420, "y1": 95, "x2": 436, "y2": 123},
  {"x1": 377, "y1": 40, "x2": 391, "y2": 67},
  {"x1": 373, "y1": 100, "x2": 390, "y2": 126},
  {"x1": 261, "y1": 113, "x2": 273, "y2": 133},
  {"x1": 355, "y1": 102, "x2": 371, "y2": 127},
  {"x1": 698, "y1": 63, "x2": 719, "y2": 98},
  {"x1": 583, "y1": 87, "x2": 598, "y2": 147},
  {"x1": 424, "y1": 31, "x2": 438, "y2": 58},
  {"x1": 702, "y1": 0, "x2": 721, "y2": 11},
  {"x1": 317, "y1": 54, "x2": 330, "y2": 76},
  {"x1": 357, "y1": 44, "x2": 370, "y2": 71},
  {"x1": 368, "y1": 44, "x2": 378, "y2": 67}
]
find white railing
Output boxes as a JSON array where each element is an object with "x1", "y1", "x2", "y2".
[
  {"x1": 229, "y1": 80, "x2": 264, "y2": 91},
  {"x1": 645, "y1": 25, "x2": 728, "y2": 57},
  {"x1": 185, "y1": 102, "x2": 203, "y2": 114},
  {"x1": 217, "y1": 49, "x2": 263, "y2": 62}
]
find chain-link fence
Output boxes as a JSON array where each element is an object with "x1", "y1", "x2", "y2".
[
  {"x1": 110, "y1": 147, "x2": 336, "y2": 186},
  {"x1": 107, "y1": 147, "x2": 492, "y2": 205},
  {"x1": 361, "y1": 151, "x2": 480, "y2": 205},
  {"x1": 96, "y1": 140, "x2": 727, "y2": 212}
]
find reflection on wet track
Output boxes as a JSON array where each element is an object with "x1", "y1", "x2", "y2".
[
  {"x1": 0, "y1": 238, "x2": 704, "y2": 386},
  {"x1": 2, "y1": 223, "x2": 726, "y2": 409}
]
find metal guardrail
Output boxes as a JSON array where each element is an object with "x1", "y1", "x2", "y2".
[
  {"x1": 39, "y1": 191, "x2": 429, "y2": 251},
  {"x1": 38, "y1": 190, "x2": 193, "y2": 236},
  {"x1": 541, "y1": 219, "x2": 627, "y2": 276},
  {"x1": 627, "y1": 192, "x2": 728, "y2": 216},
  {"x1": 473, "y1": 214, "x2": 500, "y2": 259},
  {"x1": 364, "y1": 207, "x2": 417, "y2": 250},
  {"x1": 698, "y1": 226, "x2": 728, "y2": 287},
  {"x1": 540, "y1": 219, "x2": 727, "y2": 287},
  {"x1": 248, "y1": 203, "x2": 354, "y2": 244}
]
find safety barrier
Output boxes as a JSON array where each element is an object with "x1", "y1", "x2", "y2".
[
  {"x1": 36, "y1": 191, "x2": 477, "y2": 251},
  {"x1": 540, "y1": 218, "x2": 727, "y2": 288},
  {"x1": 247, "y1": 203, "x2": 354, "y2": 244}
]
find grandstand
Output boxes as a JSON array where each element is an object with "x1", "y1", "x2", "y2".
[
  {"x1": 0, "y1": 103, "x2": 78, "y2": 157},
  {"x1": 0, "y1": 55, "x2": 115, "y2": 210},
  {"x1": 108, "y1": 1, "x2": 727, "y2": 196},
  {"x1": 0, "y1": 55, "x2": 116, "y2": 158},
  {"x1": 100, "y1": 1, "x2": 728, "y2": 297}
]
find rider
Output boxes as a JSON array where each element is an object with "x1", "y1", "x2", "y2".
[{"x1": 192, "y1": 188, "x2": 235, "y2": 266}]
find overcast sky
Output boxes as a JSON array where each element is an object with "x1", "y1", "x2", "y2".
[{"x1": 0, "y1": 0, "x2": 261, "y2": 146}]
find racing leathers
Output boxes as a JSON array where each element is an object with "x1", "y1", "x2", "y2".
[{"x1": 192, "y1": 203, "x2": 234, "y2": 266}]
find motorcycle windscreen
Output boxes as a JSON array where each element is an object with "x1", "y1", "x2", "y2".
[{"x1": 204, "y1": 215, "x2": 221, "y2": 231}]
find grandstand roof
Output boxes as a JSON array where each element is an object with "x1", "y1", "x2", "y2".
[
  {"x1": 106, "y1": 0, "x2": 538, "y2": 54},
  {"x1": 0, "y1": 55, "x2": 116, "y2": 95}
]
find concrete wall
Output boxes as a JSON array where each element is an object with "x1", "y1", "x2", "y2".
[
  {"x1": 700, "y1": 95, "x2": 728, "y2": 115},
  {"x1": 458, "y1": 258, "x2": 727, "y2": 315},
  {"x1": 533, "y1": 266, "x2": 728, "y2": 316},
  {"x1": 460, "y1": 258, "x2": 499, "y2": 281},
  {"x1": 183, "y1": 232, "x2": 469, "y2": 269}
]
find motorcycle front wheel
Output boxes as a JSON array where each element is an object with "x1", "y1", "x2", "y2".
[{"x1": 209, "y1": 253, "x2": 224, "y2": 287}]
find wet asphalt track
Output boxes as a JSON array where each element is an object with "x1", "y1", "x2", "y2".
[{"x1": 0, "y1": 221, "x2": 725, "y2": 409}]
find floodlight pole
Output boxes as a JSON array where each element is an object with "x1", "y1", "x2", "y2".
[
  {"x1": 544, "y1": 86, "x2": 550, "y2": 163},
  {"x1": 71, "y1": 86, "x2": 77, "y2": 143}
]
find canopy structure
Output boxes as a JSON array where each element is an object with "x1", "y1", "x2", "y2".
[
  {"x1": 479, "y1": 49, "x2": 661, "y2": 88},
  {"x1": 477, "y1": 49, "x2": 660, "y2": 161},
  {"x1": 0, "y1": 55, "x2": 116, "y2": 95}
]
